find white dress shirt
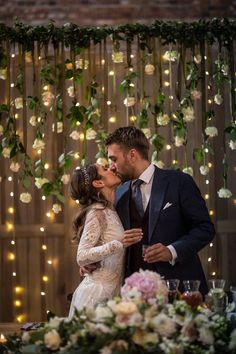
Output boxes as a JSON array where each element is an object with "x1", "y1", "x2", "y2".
[{"x1": 132, "y1": 164, "x2": 177, "y2": 265}]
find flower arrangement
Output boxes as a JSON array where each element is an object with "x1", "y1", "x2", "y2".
[{"x1": 1, "y1": 270, "x2": 236, "y2": 354}]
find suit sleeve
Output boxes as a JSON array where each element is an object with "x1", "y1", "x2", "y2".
[{"x1": 171, "y1": 172, "x2": 215, "y2": 262}]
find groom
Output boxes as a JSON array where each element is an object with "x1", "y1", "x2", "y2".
[{"x1": 105, "y1": 126, "x2": 215, "y2": 295}]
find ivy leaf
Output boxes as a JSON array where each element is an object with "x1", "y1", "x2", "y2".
[
  {"x1": 193, "y1": 147, "x2": 204, "y2": 163},
  {"x1": 55, "y1": 193, "x2": 66, "y2": 203}
]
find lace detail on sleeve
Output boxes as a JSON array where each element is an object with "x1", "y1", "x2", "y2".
[{"x1": 77, "y1": 207, "x2": 123, "y2": 266}]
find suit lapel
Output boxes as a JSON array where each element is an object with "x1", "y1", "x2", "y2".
[
  {"x1": 115, "y1": 181, "x2": 131, "y2": 229},
  {"x1": 149, "y1": 167, "x2": 168, "y2": 241}
]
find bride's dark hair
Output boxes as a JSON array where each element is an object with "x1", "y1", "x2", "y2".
[{"x1": 70, "y1": 164, "x2": 108, "y2": 241}]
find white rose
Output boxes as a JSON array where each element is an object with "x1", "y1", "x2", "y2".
[
  {"x1": 123, "y1": 97, "x2": 136, "y2": 107},
  {"x1": 67, "y1": 86, "x2": 75, "y2": 97},
  {"x1": 132, "y1": 329, "x2": 159, "y2": 347},
  {"x1": 163, "y1": 50, "x2": 179, "y2": 62},
  {"x1": 205, "y1": 126, "x2": 218, "y2": 137},
  {"x1": 217, "y1": 188, "x2": 232, "y2": 198},
  {"x1": 112, "y1": 51, "x2": 124, "y2": 63},
  {"x1": 200, "y1": 165, "x2": 209, "y2": 175},
  {"x1": 229, "y1": 140, "x2": 236, "y2": 150},
  {"x1": 183, "y1": 167, "x2": 193, "y2": 176},
  {"x1": 75, "y1": 59, "x2": 89, "y2": 70},
  {"x1": 2, "y1": 147, "x2": 11, "y2": 158},
  {"x1": 29, "y1": 115, "x2": 37, "y2": 126},
  {"x1": 47, "y1": 316, "x2": 63, "y2": 329},
  {"x1": 153, "y1": 160, "x2": 165, "y2": 169},
  {"x1": 0, "y1": 68, "x2": 7, "y2": 80},
  {"x1": 20, "y1": 192, "x2": 32, "y2": 203},
  {"x1": 141, "y1": 128, "x2": 151, "y2": 139},
  {"x1": 94, "y1": 305, "x2": 113, "y2": 322},
  {"x1": 44, "y1": 329, "x2": 61, "y2": 350},
  {"x1": 198, "y1": 327, "x2": 214, "y2": 345},
  {"x1": 42, "y1": 91, "x2": 54, "y2": 106},
  {"x1": 96, "y1": 157, "x2": 108, "y2": 167},
  {"x1": 175, "y1": 136, "x2": 185, "y2": 147},
  {"x1": 194, "y1": 54, "x2": 202, "y2": 64},
  {"x1": 182, "y1": 106, "x2": 195, "y2": 122},
  {"x1": 156, "y1": 113, "x2": 170, "y2": 126},
  {"x1": 191, "y1": 89, "x2": 202, "y2": 100},
  {"x1": 10, "y1": 162, "x2": 20, "y2": 172},
  {"x1": 151, "y1": 313, "x2": 176, "y2": 337},
  {"x1": 15, "y1": 97, "x2": 23, "y2": 109},
  {"x1": 32, "y1": 138, "x2": 45, "y2": 150},
  {"x1": 70, "y1": 130, "x2": 80, "y2": 140},
  {"x1": 214, "y1": 93, "x2": 223, "y2": 105},
  {"x1": 61, "y1": 174, "x2": 70, "y2": 184},
  {"x1": 145, "y1": 64, "x2": 155, "y2": 75},
  {"x1": 35, "y1": 177, "x2": 49, "y2": 189},
  {"x1": 52, "y1": 203, "x2": 62, "y2": 214},
  {"x1": 86, "y1": 128, "x2": 97, "y2": 140},
  {"x1": 0, "y1": 124, "x2": 4, "y2": 135},
  {"x1": 22, "y1": 331, "x2": 30, "y2": 343}
]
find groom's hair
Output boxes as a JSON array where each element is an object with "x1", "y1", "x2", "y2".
[{"x1": 105, "y1": 126, "x2": 149, "y2": 160}]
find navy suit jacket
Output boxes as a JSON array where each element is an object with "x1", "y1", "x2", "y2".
[{"x1": 115, "y1": 166, "x2": 215, "y2": 295}]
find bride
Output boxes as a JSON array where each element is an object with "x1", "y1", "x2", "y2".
[{"x1": 68, "y1": 163, "x2": 142, "y2": 319}]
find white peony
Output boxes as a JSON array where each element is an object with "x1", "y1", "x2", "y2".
[
  {"x1": 94, "y1": 305, "x2": 113, "y2": 322},
  {"x1": 141, "y1": 128, "x2": 151, "y2": 139},
  {"x1": 174, "y1": 136, "x2": 185, "y2": 147},
  {"x1": 15, "y1": 97, "x2": 23, "y2": 109},
  {"x1": 153, "y1": 160, "x2": 165, "y2": 169},
  {"x1": 44, "y1": 329, "x2": 61, "y2": 350},
  {"x1": 145, "y1": 64, "x2": 155, "y2": 75},
  {"x1": 67, "y1": 86, "x2": 75, "y2": 97},
  {"x1": 70, "y1": 130, "x2": 80, "y2": 140},
  {"x1": 61, "y1": 174, "x2": 70, "y2": 184},
  {"x1": 20, "y1": 192, "x2": 32, "y2": 203},
  {"x1": 205, "y1": 126, "x2": 218, "y2": 137},
  {"x1": 32, "y1": 138, "x2": 45, "y2": 150},
  {"x1": 96, "y1": 157, "x2": 108, "y2": 167},
  {"x1": 29, "y1": 115, "x2": 37, "y2": 126},
  {"x1": 112, "y1": 51, "x2": 124, "y2": 63},
  {"x1": 123, "y1": 97, "x2": 136, "y2": 107},
  {"x1": 191, "y1": 89, "x2": 202, "y2": 100},
  {"x1": 229, "y1": 140, "x2": 236, "y2": 150},
  {"x1": 35, "y1": 177, "x2": 49, "y2": 189},
  {"x1": 217, "y1": 187, "x2": 232, "y2": 198},
  {"x1": 156, "y1": 113, "x2": 170, "y2": 126},
  {"x1": 2, "y1": 147, "x2": 11, "y2": 158},
  {"x1": 214, "y1": 93, "x2": 223, "y2": 105},
  {"x1": 182, "y1": 106, "x2": 195, "y2": 122},
  {"x1": 194, "y1": 54, "x2": 202, "y2": 64},
  {"x1": 10, "y1": 162, "x2": 20, "y2": 172},
  {"x1": 151, "y1": 313, "x2": 176, "y2": 337},
  {"x1": 86, "y1": 128, "x2": 97, "y2": 140},
  {"x1": 52, "y1": 203, "x2": 62, "y2": 214},
  {"x1": 0, "y1": 124, "x2": 3, "y2": 135},
  {"x1": 183, "y1": 167, "x2": 193, "y2": 176},
  {"x1": 0, "y1": 68, "x2": 7, "y2": 80},
  {"x1": 200, "y1": 165, "x2": 209, "y2": 175},
  {"x1": 21, "y1": 331, "x2": 30, "y2": 343}
]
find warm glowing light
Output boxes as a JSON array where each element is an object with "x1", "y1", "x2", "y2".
[
  {"x1": 38, "y1": 56, "x2": 42, "y2": 60},
  {"x1": 8, "y1": 176, "x2": 13, "y2": 182},
  {"x1": 7, "y1": 222, "x2": 14, "y2": 231},
  {"x1": 207, "y1": 85, "x2": 211, "y2": 90},
  {"x1": 12, "y1": 272, "x2": 16, "y2": 276},
  {"x1": 109, "y1": 70, "x2": 114, "y2": 76},
  {"x1": 101, "y1": 59, "x2": 105, "y2": 65},
  {"x1": 169, "y1": 95, "x2": 174, "y2": 100},
  {"x1": 42, "y1": 195, "x2": 46, "y2": 201},
  {"x1": 130, "y1": 54, "x2": 135, "y2": 58},
  {"x1": 208, "y1": 162, "x2": 212, "y2": 168},
  {"x1": 15, "y1": 286, "x2": 23, "y2": 294},
  {"x1": 164, "y1": 69, "x2": 169, "y2": 75},
  {"x1": 10, "y1": 192, "x2": 14, "y2": 197},
  {"x1": 130, "y1": 115, "x2": 137, "y2": 122},
  {"x1": 41, "y1": 291, "x2": 46, "y2": 296},
  {"x1": 42, "y1": 275, "x2": 49, "y2": 282},
  {"x1": 43, "y1": 85, "x2": 49, "y2": 91},
  {"x1": 129, "y1": 83, "x2": 135, "y2": 87},
  {"x1": 109, "y1": 116, "x2": 116, "y2": 123},
  {"x1": 205, "y1": 194, "x2": 209, "y2": 200},
  {"x1": 208, "y1": 257, "x2": 212, "y2": 262},
  {"x1": 206, "y1": 180, "x2": 209, "y2": 185},
  {"x1": 129, "y1": 67, "x2": 134, "y2": 72},
  {"x1": 8, "y1": 207, "x2": 14, "y2": 214},
  {"x1": 210, "y1": 243, "x2": 213, "y2": 247},
  {"x1": 15, "y1": 114, "x2": 19, "y2": 120},
  {"x1": 7, "y1": 252, "x2": 15, "y2": 261},
  {"x1": 42, "y1": 244, "x2": 47, "y2": 250},
  {"x1": 16, "y1": 315, "x2": 25, "y2": 323},
  {"x1": 10, "y1": 83, "x2": 14, "y2": 87},
  {"x1": 172, "y1": 160, "x2": 177, "y2": 165},
  {"x1": 166, "y1": 144, "x2": 171, "y2": 150},
  {"x1": 0, "y1": 334, "x2": 7, "y2": 343},
  {"x1": 205, "y1": 71, "x2": 209, "y2": 75},
  {"x1": 107, "y1": 101, "x2": 112, "y2": 106},
  {"x1": 40, "y1": 227, "x2": 45, "y2": 232},
  {"x1": 76, "y1": 121, "x2": 81, "y2": 126},
  {"x1": 233, "y1": 199, "x2": 236, "y2": 205},
  {"x1": 209, "y1": 210, "x2": 214, "y2": 216},
  {"x1": 11, "y1": 54, "x2": 15, "y2": 58},
  {"x1": 46, "y1": 212, "x2": 52, "y2": 218},
  {"x1": 14, "y1": 300, "x2": 22, "y2": 307},
  {"x1": 37, "y1": 149, "x2": 41, "y2": 155},
  {"x1": 11, "y1": 240, "x2": 15, "y2": 245},
  {"x1": 44, "y1": 163, "x2": 49, "y2": 170},
  {"x1": 164, "y1": 81, "x2": 170, "y2": 87},
  {"x1": 212, "y1": 271, "x2": 216, "y2": 276},
  {"x1": 47, "y1": 260, "x2": 53, "y2": 265},
  {"x1": 74, "y1": 153, "x2": 80, "y2": 159},
  {"x1": 76, "y1": 200, "x2": 80, "y2": 204},
  {"x1": 102, "y1": 86, "x2": 105, "y2": 92},
  {"x1": 204, "y1": 148, "x2": 209, "y2": 153}
]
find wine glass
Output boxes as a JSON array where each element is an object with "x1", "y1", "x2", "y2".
[{"x1": 166, "y1": 279, "x2": 180, "y2": 303}]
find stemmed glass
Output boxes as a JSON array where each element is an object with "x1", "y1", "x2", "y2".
[{"x1": 166, "y1": 279, "x2": 180, "y2": 303}]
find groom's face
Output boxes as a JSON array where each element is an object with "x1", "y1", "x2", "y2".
[{"x1": 107, "y1": 143, "x2": 136, "y2": 182}]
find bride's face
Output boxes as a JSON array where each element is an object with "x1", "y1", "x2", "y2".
[{"x1": 95, "y1": 164, "x2": 121, "y2": 188}]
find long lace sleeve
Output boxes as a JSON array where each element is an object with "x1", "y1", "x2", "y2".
[{"x1": 77, "y1": 207, "x2": 123, "y2": 267}]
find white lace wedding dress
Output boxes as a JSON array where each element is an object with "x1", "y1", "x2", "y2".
[{"x1": 68, "y1": 204, "x2": 125, "y2": 319}]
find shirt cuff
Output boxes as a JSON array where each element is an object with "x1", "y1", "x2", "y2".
[{"x1": 167, "y1": 245, "x2": 178, "y2": 266}]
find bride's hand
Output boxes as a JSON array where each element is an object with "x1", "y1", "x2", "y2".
[
  {"x1": 80, "y1": 263, "x2": 100, "y2": 276},
  {"x1": 121, "y1": 228, "x2": 143, "y2": 248}
]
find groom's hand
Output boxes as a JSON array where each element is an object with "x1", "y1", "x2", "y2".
[
  {"x1": 121, "y1": 228, "x2": 143, "y2": 248},
  {"x1": 144, "y1": 243, "x2": 172, "y2": 263},
  {"x1": 79, "y1": 263, "x2": 100, "y2": 276}
]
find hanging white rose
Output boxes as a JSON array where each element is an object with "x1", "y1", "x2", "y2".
[
  {"x1": 141, "y1": 128, "x2": 151, "y2": 139},
  {"x1": 35, "y1": 177, "x2": 49, "y2": 189},
  {"x1": 67, "y1": 86, "x2": 75, "y2": 97},
  {"x1": 183, "y1": 167, "x2": 193, "y2": 176},
  {"x1": 42, "y1": 91, "x2": 54, "y2": 106},
  {"x1": 61, "y1": 174, "x2": 70, "y2": 184},
  {"x1": 217, "y1": 188, "x2": 232, "y2": 198},
  {"x1": 156, "y1": 113, "x2": 170, "y2": 126},
  {"x1": 163, "y1": 50, "x2": 179, "y2": 62},
  {"x1": 229, "y1": 140, "x2": 236, "y2": 150},
  {"x1": 44, "y1": 329, "x2": 61, "y2": 350},
  {"x1": 52, "y1": 203, "x2": 62, "y2": 214},
  {"x1": 153, "y1": 160, "x2": 165, "y2": 169},
  {"x1": 191, "y1": 90, "x2": 202, "y2": 100},
  {"x1": 123, "y1": 97, "x2": 136, "y2": 107},
  {"x1": 222, "y1": 64, "x2": 229, "y2": 76},
  {"x1": 174, "y1": 136, "x2": 185, "y2": 147},
  {"x1": 96, "y1": 157, "x2": 108, "y2": 167},
  {"x1": 70, "y1": 130, "x2": 80, "y2": 140},
  {"x1": 200, "y1": 165, "x2": 209, "y2": 176},
  {"x1": 112, "y1": 51, "x2": 124, "y2": 63},
  {"x1": 20, "y1": 192, "x2": 32, "y2": 203},
  {"x1": 29, "y1": 115, "x2": 37, "y2": 126},
  {"x1": 182, "y1": 106, "x2": 195, "y2": 122},
  {"x1": 214, "y1": 93, "x2": 223, "y2": 105},
  {"x1": 10, "y1": 162, "x2": 20, "y2": 172},
  {"x1": 2, "y1": 147, "x2": 11, "y2": 158},
  {"x1": 145, "y1": 64, "x2": 155, "y2": 75},
  {"x1": 205, "y1": 126, "x2": 218, "y2": 137},
  {"x1": 86, "y1": 128, "x2": 97, "y2": 140},
  {"x1": 0, "y1": 124, "x2": 4, "y2": 135},
  {"x1": 194, "y1": 54, "x2": 202, "y2": 64},
  {"x1": 32, "y1": 138, "x2": 45, "y2": 150},
  {"x1": 75, "y1": 59, "x2": 89, "y2": 70},
  {"x1": 0, "y1": 68, "x2": 7, "y2": 80},
  {"x1": 15, "y1": 97, "x2": 23, "y2": 109}
]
